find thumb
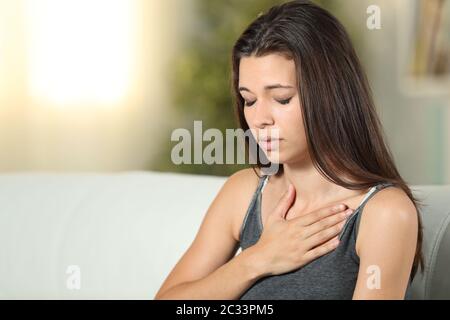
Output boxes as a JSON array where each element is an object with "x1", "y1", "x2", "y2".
[{"x1": 271, "y1": 183, "x2": 296, "y2": 221}]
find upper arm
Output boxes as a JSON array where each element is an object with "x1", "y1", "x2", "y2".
[
  {"x1": 154, "y1": 168, "x2": 258, "y2": 298},
  {"x1": 352, "y1": 187, "x2": 418, "y2": 300}
]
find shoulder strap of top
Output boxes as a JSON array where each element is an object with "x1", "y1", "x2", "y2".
[
  {"x1": 238, "y1": 174, "x2": 270, "y2": 241},
  {"x1": 260, "y1": 174, "x2": 270, "y2": 193},
  {"x1": 338, "y1": 182, "x2": 396, "y2": 240},
  {"x1": 354, "y1": 182, "x2": 396, "y2": 236}
]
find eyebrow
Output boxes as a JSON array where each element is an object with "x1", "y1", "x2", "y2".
[{"x1": 238, "y1": 84, "x2": 294, "y2": 92}]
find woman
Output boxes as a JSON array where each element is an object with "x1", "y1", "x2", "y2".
[{"x1": 155, "y1": 0, "x2": 424, "y2": 300}]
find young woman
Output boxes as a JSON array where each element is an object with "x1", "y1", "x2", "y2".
[{"x1": 155, "y1": 0, "x2": 424, "y2": 300}]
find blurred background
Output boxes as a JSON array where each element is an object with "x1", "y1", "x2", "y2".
[{"x1": 0, "y1": 0, "x2": 449, "y2": 184}]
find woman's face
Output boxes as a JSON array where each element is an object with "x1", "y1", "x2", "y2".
[{"x1": 239, "y1": 53, "x2": 309, "y2": 165}]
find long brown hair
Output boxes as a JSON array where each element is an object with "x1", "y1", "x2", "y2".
[{"x1": 231, "y1": 0, "x2": 424, "y2": 280}]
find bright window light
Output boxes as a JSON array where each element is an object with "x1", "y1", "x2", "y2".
[{"x1": 25, "y1": 0, "x2": 136, "y2": 106}]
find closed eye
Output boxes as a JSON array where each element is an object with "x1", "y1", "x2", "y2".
[
  {"x1": 277, "y1": 97, "x2": 292, "y2": 105},
  {"x1": 244, "y1": 97, "x2": 292, "y2": 107},
  {"x1": 244, "y1": 100, "x2": 256, "y2": 107}
]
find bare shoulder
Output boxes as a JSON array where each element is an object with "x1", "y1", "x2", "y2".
[
  {"x1": 352, "y1": 185, "x2": 420, "y2": 298},
  {"x1": 223, "y1": 168, "x2": 261, "y2": 241},
  {"x1": 355, "y1": 185, "x2": 419, "y2": 257}
]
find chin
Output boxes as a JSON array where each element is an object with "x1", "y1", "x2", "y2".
[{"x1": 263, "y1": 150, "x2": 284, "y2": 165}]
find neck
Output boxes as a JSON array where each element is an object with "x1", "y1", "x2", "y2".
[{"x1": 273, "y1": 155, "x2": 358, "y2": 212}]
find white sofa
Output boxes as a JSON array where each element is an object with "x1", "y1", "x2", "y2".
[{"x1": 0, "y1": 171, "x2": 449, "y2": 299}]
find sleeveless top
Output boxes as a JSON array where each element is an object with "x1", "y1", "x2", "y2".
[{"x1": 238, "y1": 175, "x2": 414, "y2": 300}]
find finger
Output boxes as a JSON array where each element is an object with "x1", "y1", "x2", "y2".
[
  {"x1": 303, "y1": 235, "x2": 340, "y2": 262},
  {"x1": 300, "y1": 208, "x2": 353, "y2": 239},
  {"x1": 294, "y1": 203, "x2": 349, "y2": 226},
  {"x1": 303, "y1": 220, "x2": 346, "y2": 250},
  {"x1": 272, "y1": 184, "x2": 296, "y2": 220}
]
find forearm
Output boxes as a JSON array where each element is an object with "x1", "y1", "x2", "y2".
[{"x1": 154, "y1": 247, "x2": 268, "y2": 300}]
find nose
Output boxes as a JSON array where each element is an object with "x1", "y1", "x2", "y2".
[{"x1": 252, "y1": 102, "x2": 274, "y2": 129}]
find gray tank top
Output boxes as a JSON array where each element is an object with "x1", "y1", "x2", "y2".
[{"x1": 239, "y1": 174, "x2": 414, "y2": 299}]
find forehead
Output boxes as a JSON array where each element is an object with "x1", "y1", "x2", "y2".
[{"x1": 238, "y1": 53, "x2": 297, "y2": 87}]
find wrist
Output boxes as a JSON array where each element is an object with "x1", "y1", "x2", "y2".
[{"x1": 238, "y1": 245, "x2": 270, "y2": 280}]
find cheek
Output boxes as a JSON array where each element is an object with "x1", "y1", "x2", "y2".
[
  {"x1": 274, "y1": 104, "x2": 303, "y2": 131},
  {"x1": 243, "y1": 108, "x2": 254, "y2": 128},
  {"x1": 289, "y1": 111, "x2": 307, "y2": 148}
]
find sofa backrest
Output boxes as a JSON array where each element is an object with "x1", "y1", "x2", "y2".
[
  {"x1": 0, "y1": 172, "x2": 448, "y2": 299},
  {"x1": 408, "y1": 185, "x2": 450, "y2": 299}
]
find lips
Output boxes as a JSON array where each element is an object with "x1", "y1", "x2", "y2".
[
  {"x1": 258, "y1": 137, "x2": 280, "y2": 142},
  {"x1": 259, "y1": 138, "x2": 281, "y2": 151}
]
